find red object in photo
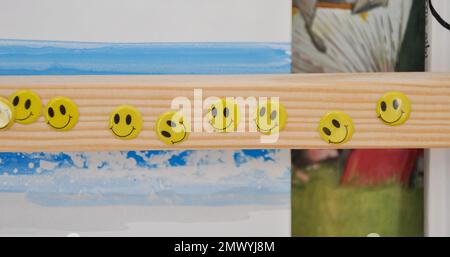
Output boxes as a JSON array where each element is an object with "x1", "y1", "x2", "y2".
[{"x1": 341, "y1": 149, "x2": 422, "y2": 186}]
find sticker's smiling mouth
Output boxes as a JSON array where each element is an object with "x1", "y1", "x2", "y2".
[
  {"x1": 328, "y1": 125, "x2": 349, "y2": 144},
  {"x1": 110, "y1": 126, "x2": 135, "y2": 138},
  {"x1": 48, "y1": 115, "x2": 72, "y2": 130},
  {"x1": 255, "y1": 119, "x2": 278, "y2": 133},
  {"x1": 378, "y1": 110, "x2": 404, "y2": 124},
  {"x1": 209, "y1": 119, "x2": 234, "y2": 131},
  {"x1": 16, "y1": 112, "x2": 33, "y2": 121},
  {"x1": 171, "y1": 124, "x2": 187, "y2": 144}
]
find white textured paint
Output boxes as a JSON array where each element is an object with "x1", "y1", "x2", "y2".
[
  {"x1": 0, "y1": 193, "x2": 290, "y2": 236},
  {"x1": 0, "y1": 0, "x2": 291, "y2": 42}
]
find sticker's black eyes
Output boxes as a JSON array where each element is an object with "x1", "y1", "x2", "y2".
[
  {"x1": 211, "y1": 107, "x2": 217, "y2": 117},
  {"x1": 167, "y1": 120, "x2": 176, "y2": 127},
  {"x1": 223, "y1": 107, "x2": 229, "y2": 117},
  {"x1": 381, "y1": 101, "x2": 387, "y2": 112},
  {"x1": 12, "y1": 96, "x2": 19, "y2": 106},
  {"x1": 114, "y1": 113, "x2": 120, "y2": 124},
  {"x1": 161, "y1": 131, "x2": 171, "y2": 138},
  {"x1": 25, "y1": 99, "x2": 31, "y2": 110},
  {"x1": 270, "y1": 110, "x2": 277, "y2": 120},
  {"x1": 259, "y1": 107, "x2": 266, "y2": 117},
  {"x1": 48, "y1": 107, "x2": 55, "y2": 118},
  {"x1": 60, "y1": 105, "x2": 66, "y2": 115},
  {"x1": 393, "y1": 99, "x2": 400, "y2": 110},
  {"x1": 126, "y1": 115, "x2": 132, "y2": 125},
  {"x1": 323, "y1": 127, "x2": 331, "y2": 136},
  {"x1": 332, "y1": 119, "x2": 340, "y2": 128}
]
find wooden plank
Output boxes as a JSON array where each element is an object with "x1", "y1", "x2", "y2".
[{"x1": 0, "y1": 72, "x2": 450, "y2": 152}]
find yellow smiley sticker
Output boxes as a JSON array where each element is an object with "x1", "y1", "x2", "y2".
[
  {"x1": 319, "y1": 111, "x2": 354, "y2": 144},
  {"x1": 109, "y1": 105, "x2": 142, "y2": 140},
  {"x1": 45, "y1": 96, "x2": 79, "y2": 131},
  {"x1": 255, "y1": 100, "x2": 287, "y2": 135},
  {"x1": 10, "y1": 90, "x2": 42, "y2": 124},
  {"x1": 376, "y1": 91, "x2": 411, "y2": 126},
  {"x1": 0, "y1": 96, "x2": 16, "y2": 131},
  {"x1": 155, "y1": 111, "x2": 189, "y2": 145},
  {"x1": 206, "y1": 98, "x2": 240, "y2": 133}
]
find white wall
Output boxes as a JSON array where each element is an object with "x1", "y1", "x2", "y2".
[
  {"x1": 0, "y1": 0, "x2": 291, "y2": 42},
  {"x1": 426, "y1": 150, "x2": 450, "y2": 236},
  {"x1": 425, "y1": 0, "x2": 450, "y2": 237}
]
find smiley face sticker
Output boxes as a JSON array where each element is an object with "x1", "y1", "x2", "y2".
[
  {"x1": 0, "y1": 96, "x2": 15, "y2": 131},
  {"x1": 319, "y1": 111, "x2": 354, "y2": 145},
  {"x1": 109, "y1": 105, "x2": 142, "y2": 140},
  {"x1": 10, "y1": 90, "x2": 42, "y2": 124},
  {"x1": 206, "y1": 98, "x2": 240, "y2": 133},
  {"x1": 376, "y1": 91, "x2": 411, "y2": 126},
  {"x1": 155, "y1": 111, "x2": 189, "y2": 145},
  {"x1": 255, "y1": 100, "x2": 287, "y2": 135},
  {"x1": 45, "y1": 97, "x2": 79, "y2": 131}
]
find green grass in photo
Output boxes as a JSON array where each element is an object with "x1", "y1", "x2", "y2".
[{"x1": 292, "y1": 163, "x2": 424, "y2": 237}]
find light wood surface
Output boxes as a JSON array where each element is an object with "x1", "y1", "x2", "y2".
[{"x1": 0, "y1": 72, "x2": 450, "y2": 152}]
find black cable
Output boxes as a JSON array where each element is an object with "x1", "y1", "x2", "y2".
[{"x1": 429, "y1": 0, "x2": 450, "y2": 30}]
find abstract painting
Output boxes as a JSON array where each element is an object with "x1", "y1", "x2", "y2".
[{"x1": 0, "y1": 0, "x2": 292, "y2": 236}]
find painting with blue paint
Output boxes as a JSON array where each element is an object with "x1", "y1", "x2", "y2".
[
  {"x1": 0, "y1": 150, "x2": 290, "y2": 206},
  {"x1": 0, "y1": 0, "x2": 292, "y2": 236},
  {"x1": 0, "y1": 40, "x2": 290, "y2": 75}
]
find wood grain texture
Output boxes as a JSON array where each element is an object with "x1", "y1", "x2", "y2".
[{"x1": 0, "y1": 72, "x2": 449, "y2": 152}]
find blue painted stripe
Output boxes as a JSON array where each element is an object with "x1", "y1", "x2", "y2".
[{"x1": 0, "y1": 39, "x2": 290, "y2": 75}]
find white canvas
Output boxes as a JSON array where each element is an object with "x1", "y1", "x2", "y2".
[{"x1": 0, "y1": 0, "x2": 292, "y2": 236}]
